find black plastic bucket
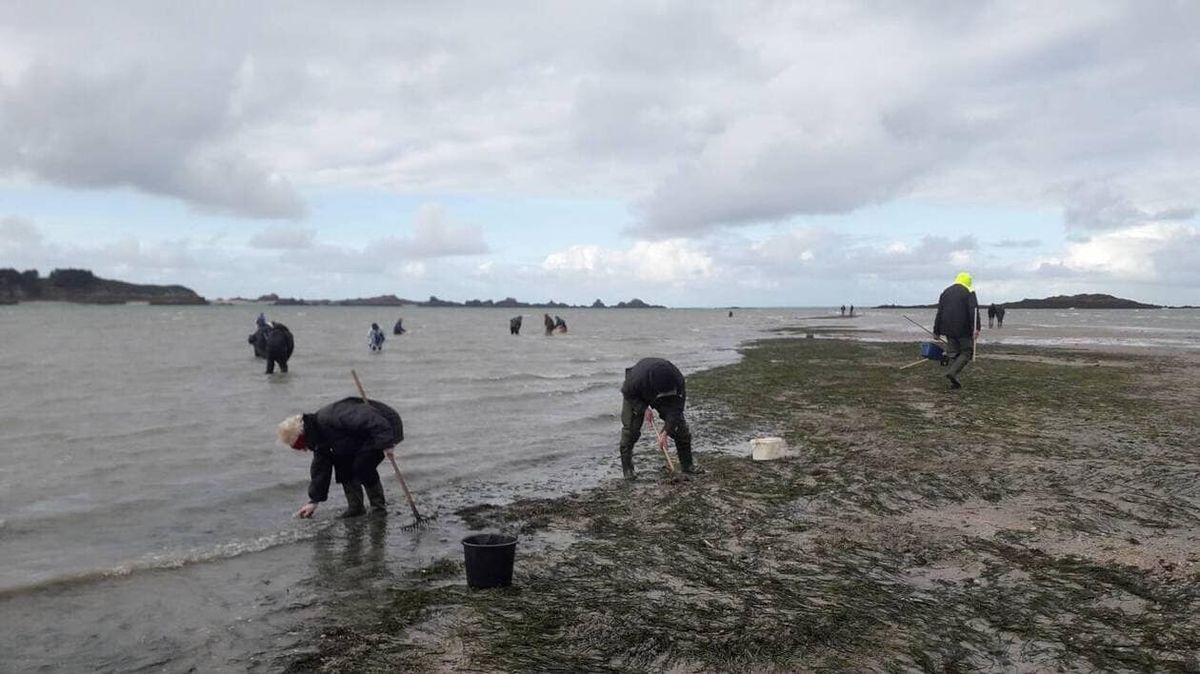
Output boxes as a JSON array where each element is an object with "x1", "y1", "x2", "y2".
[{"x1": 462, "y1": 533, "x2": 518, "y2": 589}]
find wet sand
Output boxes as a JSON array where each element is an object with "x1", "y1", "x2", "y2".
[{"x1": 283, "y1": 337, "x2": 1200, "y2": 672}]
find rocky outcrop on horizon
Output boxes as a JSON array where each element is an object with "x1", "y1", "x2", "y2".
[
  {"x1": 1002, "y1": 294, "x2": 1160, "y2": 309},
  {"x1": 0, "y1": 268, "x2": 207, "y2": 305},
  {"x1": 876, "y1": 293, "x2": 1162, "y2": 310},
  {"x1": 261, "y1": 294, "x2": 666, "y2": 309}
]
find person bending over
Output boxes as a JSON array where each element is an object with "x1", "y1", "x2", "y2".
[
  {"x1": 277, "y1": 397, "x2": 404, "y2": 518},
  {"x1": 617, "y1": 357, "x2": 700, "y2": 480}
]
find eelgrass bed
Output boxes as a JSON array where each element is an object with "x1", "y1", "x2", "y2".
[{"x1": 285, "y1": 338, "x2": 1200, "y2": 673}]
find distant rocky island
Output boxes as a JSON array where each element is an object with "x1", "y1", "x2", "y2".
[
  {"x1": 876, "y1": 293, "x2": 1162, "y2": 310},
  {"x1": 1002, "y1": 294, "x2": 1160, "y2": 309},
  {"x1": 0, "y1": 268, "x2": 207, "y2": 305},
  {"x1": 230, "y1": 294, "x2": 666, "y2": 309}
]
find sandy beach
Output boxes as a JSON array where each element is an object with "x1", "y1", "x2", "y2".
[{"x1": 279, "y1": 335, "x2": 1200, "y2": 672}]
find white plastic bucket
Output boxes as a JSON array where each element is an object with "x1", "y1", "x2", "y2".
[{"x1": 750, "y1": 437, "x2": 789, "y2": 461}]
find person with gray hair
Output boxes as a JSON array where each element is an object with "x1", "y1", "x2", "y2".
[{"x1": 277, "y1": 397, "x2": 404, "y2": 518}]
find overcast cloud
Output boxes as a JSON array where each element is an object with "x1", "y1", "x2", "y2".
[{"x1": 1, "y1": 1, "x2": 1199, "y2": 304}]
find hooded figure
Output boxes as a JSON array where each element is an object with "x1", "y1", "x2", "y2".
[
  {"x1": 393, "y1": 318, "x2": 406, "y2": 335},
  {"x1": 368, "y1": 323, "x2": 386, "y2": 352},
  {"x1": 995, "y1": 305, "x2": 1006, "y2": 328},
  {"x1": 553, "y1": 315, "x2": 567, "y2": 333},
  {"x1": 933, "y1": 272, "x2": 981, "y2": 389},
  {"x1": 278, "y1": 397, "x2": 403, "y2": 519},
  {"x1": 510, "y1": 315, "x2": 523, "y2": 335},
  {"x1": 617, "y1": 357, "x2": 699, "y2": 480},
  {"x1": 544, "y1": 313, "x2": 555, "y2": 336},
  {"x1": 987, "y1": 304, "x2": 997, "y2": 328}
]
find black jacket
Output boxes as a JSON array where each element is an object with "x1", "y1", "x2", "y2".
[
  {"x1": 933, "y1": 284, "x2": 981, "y2": 339},
  {"x1": 303, "y1": 397, "x2": 403, "y2": 502},
  {"x1": 621, "y1": 358, "x2": 686, "y2": 405}
]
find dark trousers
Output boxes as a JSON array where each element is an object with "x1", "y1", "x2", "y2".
[
  {"x1": 618, "y1": 396, "x2": 694, "y2": 470},
  {"x1": 335, "y1": 450, "x2": 385, "y2": 489},
  {"x1": 945, "y1": 336, "x2": 974, "y2": 378}
]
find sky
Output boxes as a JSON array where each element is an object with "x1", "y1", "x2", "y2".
[{"x1": 2, "y1": 1, "x2": 1199, "y2": 307}]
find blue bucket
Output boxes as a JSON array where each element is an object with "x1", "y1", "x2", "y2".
[{"x1": 920, "y1": 342, "x2": 945, "y2": 360}]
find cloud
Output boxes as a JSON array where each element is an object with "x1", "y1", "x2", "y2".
[
  {"x1": 542, "y1": 239, "x2": 715, "y2": 285},
  {"x1": 1048, "y1": 223, "x2": 1200, "y2": 284},
  {"x1": 270, "y1": 204, "x2": 488, "y2": 276},
  {"x1": 4, "y1": 2, "x2": 1200, "y2": 235},
  {"x1": 399, "y1": 204, "x2": 489, "y2": 258},
  {"x1": 0, "y1": 215, "x2": 43, "y2": 249},
  {"x1": 1063, "y1": 185, "x2": 1196, "y2": 231},
  {"x1": 993, "y1": 238, "x2": 1041, "y2": 249},
  {"x1": 0, "y1": 8, "x2": 304, "y2": 219},
  {"x1": 249, "y1": 225, "x2": 315, "y2": 250}
]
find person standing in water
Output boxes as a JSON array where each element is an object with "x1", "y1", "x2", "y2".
[
  {"x1": 368, "y1": 323, "x2": 386, "y2": 352},
  {"x1": 278, "y1": 397, "x2": 403, "y2": 518},
  {"x1": 934, "y1": 272, "x2": 982, "y2": 390}
]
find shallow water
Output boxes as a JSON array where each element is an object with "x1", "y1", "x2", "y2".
[
  {"x1": 0, "y1": 303, "x2": 1196, "y2": 672},
  {"x1": 846, "y1": 306, "x2": 1200, "y2": 352}
]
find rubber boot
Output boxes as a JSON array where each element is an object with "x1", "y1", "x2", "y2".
[
  {"x1": 363, "y1": 481, "x2": 387, "y2": 515},
  {"x1": 677, "y1": 445, "x2": 704, "y2": 476},
  {"x1": 338, "y1": 482, "x2": 367, "y2": 518},
  {"x1": 619, "y1": 448, "x2": 636, "y2": 481}
]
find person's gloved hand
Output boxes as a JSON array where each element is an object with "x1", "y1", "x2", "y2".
[{"x1": 295, "y1": 502, "x2": 318, "y2": 518}]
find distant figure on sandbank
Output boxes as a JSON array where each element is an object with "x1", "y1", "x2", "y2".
[
  {"x1": 840, "y1": 305, "x2": 846, "y2": 316},
  {"x1": 250, "y1": 321, "x2": 294, "y2": 374},
  {"x1": 988, "y1": 304, "x2": 1006, "y2": 328},
  {"x1": 256, "y1": 312, "x2": 268, "y2": 329},
  {"x1": 278, "y1": 396, "x2": 404, "y2": 519},
  {"x1": 510, "y1": 315, "x2": 523, "y2": 335},
  {"x1": 368, "y1": 323, "x2": 386, "y2": 352},
  {"x1": 934, "y1": 272, "x2": 981, "y2": 390},
  {"x1": 849, "y1": 305, "x2": 855, "y2": 317},
  {"x1": 393, "y1": 318, "x2": 406, "y2": 335},
  {"x1": 554, "y1": 315, "x2": 568, "y2": 333}
]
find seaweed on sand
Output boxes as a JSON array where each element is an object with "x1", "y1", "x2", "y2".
[{"x1": 286, "y1": 338, "x2": 1200, "y2": 673}]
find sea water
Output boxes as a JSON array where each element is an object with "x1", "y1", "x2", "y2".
[{"x1": 0, "y1": 303, "x2": 1195, "y2": 672}]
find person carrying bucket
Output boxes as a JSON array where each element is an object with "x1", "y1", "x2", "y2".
[
  {"x1": 617, "y1": 357, "x2": 700, "y2": 480},
  {"x1": 933, "y1": 271, "x2": 981, "y2": 389},
  {"x1": 277, "y1": 396, "x2": 404, "y2": 518}
]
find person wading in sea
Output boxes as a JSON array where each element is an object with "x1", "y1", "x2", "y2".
[
  {"x1": 934, "y1": 272, "x2": 982, "y2": 390},
  {"x1": 278, "y1": 397, "x2": 404, "y2": 518}
]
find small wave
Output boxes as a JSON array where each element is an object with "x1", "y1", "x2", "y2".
[
  {"x1": 0, "y1": 525, "x2": 330, "y2": 599},
  {"x1": 444, "y1": 371, "x2": 602, "y2": 384}
]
